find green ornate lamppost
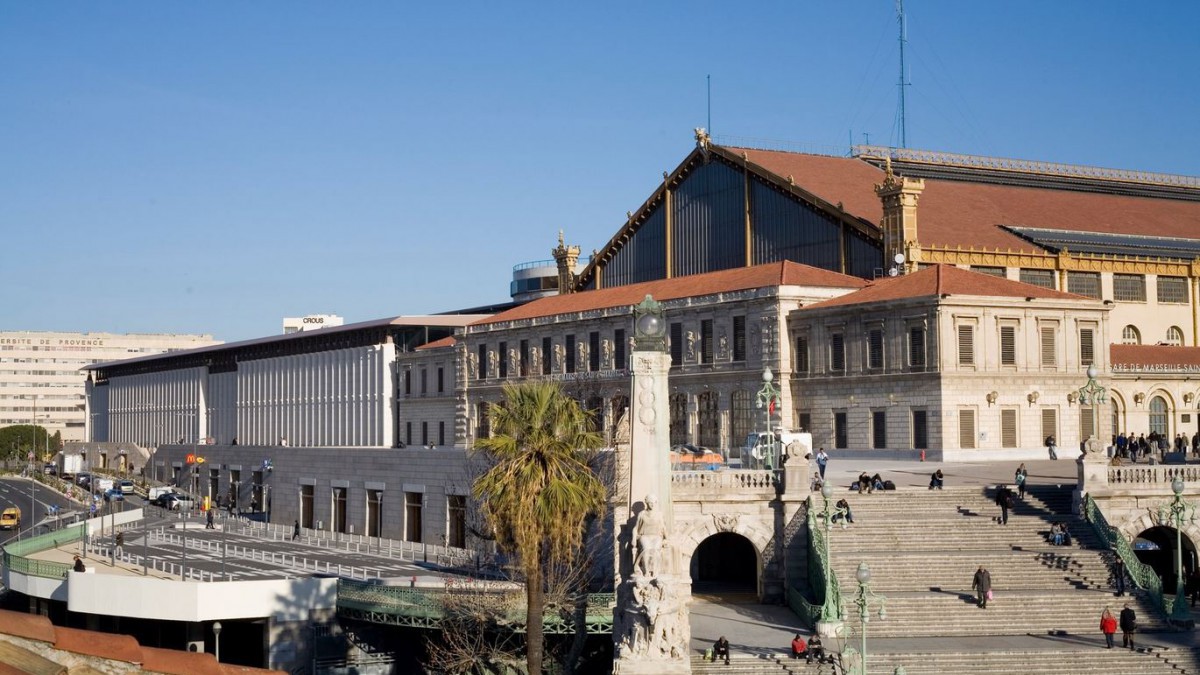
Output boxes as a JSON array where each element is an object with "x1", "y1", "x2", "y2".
[
  {"x1": 840, "y1": 562, "x2": 888, "y2": 675},
  {"x1": 754, "y1": 367, "x2": 780, "y2": 470},
  {"x1": 816, "y1": 483, "x2": 847, "y2": 627},
  {"x1": 1076, "y1": 364, "x2": 1108, "y2": 444},
  {"x1": 1159, "y1": 477, "x2": 1197, "y2": 625}
]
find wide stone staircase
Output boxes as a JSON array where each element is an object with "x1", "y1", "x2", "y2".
[{"x1": 806, "y1": 484, "x2": 1200, "y2": 673}]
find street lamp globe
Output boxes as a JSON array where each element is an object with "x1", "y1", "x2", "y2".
[
  {"x1": 1087, "y1": 364, "x2": 1098, "y2": 380},
  {"x1": 822, "y1": 483, "x2": 834, "y2": 500},
  {"x1": 762, "y1": 367, "x2": 774, "y2": 383},
  {"x1": 856, "y1": 561, "x2": 871, "y2": 584},
  {"x1": 1173, "y1": 478, "x2": 1185, "y2": 495}
]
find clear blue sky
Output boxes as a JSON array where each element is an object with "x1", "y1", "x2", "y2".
[{"x1": 3, "y1": 2, "x2": 1197, "y2": 341}]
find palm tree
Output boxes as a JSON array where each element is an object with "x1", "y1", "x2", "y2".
[{"x1": 473, "y1": 381, "x2": 606, "y2": 675}]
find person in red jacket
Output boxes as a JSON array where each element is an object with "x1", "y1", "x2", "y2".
[
  {"x1": 1100, "y1": 607, "x2": 1118, "y2": 649},
  {"x1": 790, "y1": 634, "x2": 807, "y2": 660}
]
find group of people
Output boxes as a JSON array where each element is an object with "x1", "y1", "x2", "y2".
[
  {"x1": 710, "y1": 633, "x2": 831, "y2": 665},
  {"x1": 1114, "y1": 431, "x2": 1200, "y2": 462},
  {"x1": 1099, "y1": 604, "x2": 1138, "y2": 649},
  {"x1": 1049, "y1": 521, "x2": 1072, "y2": 546},
  {"x1": 855, "y1": 472, "x2": 891, "y2": 494}
]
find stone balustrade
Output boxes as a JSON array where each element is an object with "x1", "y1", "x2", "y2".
[
  {"x1": 671, "y1": 469, "x2": 777, "y2": 494},
  {"x1": 1106, "y1": 464, "x2": 1200, "y2": 485}
]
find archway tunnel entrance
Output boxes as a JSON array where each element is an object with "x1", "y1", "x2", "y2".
[
  {"x1": 1134, "y1": 525, "x2": 1198, "y2": 595},
  {"x1": 690, "y1": 532, "x2": 757, "y2": 595}
]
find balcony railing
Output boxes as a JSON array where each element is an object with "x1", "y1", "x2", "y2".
[{"x1": 671, "y1": 470, "x2": 776, "y2": 494}]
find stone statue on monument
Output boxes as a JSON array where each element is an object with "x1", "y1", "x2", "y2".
[{"x1": 633, "y1": 494, "x2": 667, "y2": 578}]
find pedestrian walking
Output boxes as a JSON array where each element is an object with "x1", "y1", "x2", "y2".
[
  {"x1": 816, "y1": 448, "x2": 829, "y2": 479},
  {"x1": 972, "y1": 565, "x2": 992, "y2": 609},
  {"x1": 1046, "y1": 434, "x2": 1058, "y2": 460},
  {"x1": 114, "y1": 531, "x2": 124, "y2": 557},
  {"x1": 293, "y1": 519, "x2": 301, "y2": 541},
  {"x1": 995, "y1": 485, "x2": 1013, "y2": 525},
  {"x1": 206, "y1": 509, "x2": 215, "y2": 529},
  {"x1": 1100, "y1": 607, "x2": 1117, "y2": 648},
  {"x1": 1119, "y1": 603, "x2": 1137, "y2": 650},
  {"x1": 1113, "y1": 558, "x2": 1126, "y2": 597},
  {"x1": 1015, "y1": 463, "x2": 1028, "y2": 498}
]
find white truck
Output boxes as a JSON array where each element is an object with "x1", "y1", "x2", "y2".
[
  {"x1": 59, "y1": 454, "x2": 83, "y2": 479},
  {"x1": 742, "y1": 430, "x2": 812, "y2": 469}
]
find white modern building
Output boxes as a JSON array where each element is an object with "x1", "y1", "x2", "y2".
[{"x1": 0, "y1": 331, "x2": 220, "y2": 444}]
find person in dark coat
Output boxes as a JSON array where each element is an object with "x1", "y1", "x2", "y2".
[
  {"x1": 292, "y1": 519, "x2": 301, "y2": 541},
  {"x1": 713, "y1": 636, "x2": 730, "y2": 664},
  {"x1": 972, "y1": 565, "x2": 992, "y2": 608},
  {"x1": 1113, "y1": 558, "x2": 1127, "y2": 597},
  {"x1": 995, "y1": 485, "x2": 1013, "y2": 525},
  {"x1": 73, "y1": 556, "x2": 85, "y2": 573},
  {"x1": 1119, "y1": 603, "x2": 1137, "y2": 650}
]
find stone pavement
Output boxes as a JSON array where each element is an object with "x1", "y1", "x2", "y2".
[{"x1": 689, "y1": 456, "x2": 1199, "y2": 661}]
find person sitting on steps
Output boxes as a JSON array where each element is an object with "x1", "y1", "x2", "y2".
[
  {"x1": 832, "y1": 498, "x2": 854, "y2": 526},
  {"x1": 871, "y1": 473, "x2": 885, "y2": 492},
  {"x1": 857, "y1": 472, "x2": 872, "y2": 494},
  {"x1": 807, "y1": 633, "x2": 825, "y2": 664},
  {"x1": 790, "y1": 633, "x2": 807, "y2": 660},
  {"x1": 713, "y1": 636, "x2": 730, "y2": 664},
  {"x1": 929, "y1": 469, "x2": 944, "y2": 490}
]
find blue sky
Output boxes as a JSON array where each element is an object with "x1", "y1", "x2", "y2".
[{"x1": 3, "y1": 2, "x2": 1197, "y2": 341}]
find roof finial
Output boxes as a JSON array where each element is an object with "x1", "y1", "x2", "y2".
[
  {"x1": 693, "y1": 127, "x2": 711, "y2": 148},
  {"x1": 885, "y1": 155, "x2": 894, "y2": 179},
  {"x1": 558, "y1": 229, "x2": 564, "y2": 247}
]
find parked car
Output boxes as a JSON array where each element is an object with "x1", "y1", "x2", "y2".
[
  {"x1": 669, "y1": 444, "x2": 725, "y2": 469},
  {"x1": 118, "y1": 480, "x2": 135, "y2": 495},
  {"x1": 43, "y1": 463, "x2": 57, "y2": 476},
  {"x1": 103, "y1": 488, "x2": 124, "y2": 502},
  {"x1": 76, "y1": 473, "x2": 92, "y2": 488},
  {"x1": 164, "y1": 493, "x2": 195, "y2": 511}
]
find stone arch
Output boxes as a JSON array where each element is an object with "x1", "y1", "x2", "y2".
[
  {"x1": 1117, "y1": 508, "x2": 1200, "y2": 594},
  {"x1": 676, "y1": 514, "x2": 774, "y2": 597}
]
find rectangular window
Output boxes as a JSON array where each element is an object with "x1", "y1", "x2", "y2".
[
  {"x1": 798, "y1": 412, "x2": 812, "y2": 433},
  {"x1": 437, "y1": 367, "x2": 444, "y2": 393},
  {"x1": 912, "y1": 410, "x2": 928, "y2": 449},
  {"x1": 909, "y1": 327, "x2": 926, "y2": 368},
  {"x1": 438, "y1": 421, "x2": 445, "y2": 446},
  {"x1": 958, "y1": 325, "x2": 975, "y2": 366},
  {"x1": 519, "y1": 339, "x2": 529, "y2": 377},
  {"x1": 447, "y1": 495, "x2": 466, "y2": 548},
  {"x1": 422, "y1": 421, "x2": 428, "y2": 446},
  {"x1": 1158, "y1": 276, "x2": 1188, "y2": 304},
  {"x1": 332, "y1": 487, "x2": 347, "y2": 533},
  {"x1": 1001, "y1": 409, "x2": 1018, "y2": 448},
  {"x1": 541, "y1": 337, "x2": 552, "y2": 375},
  {"x1": 406, "y1": 421, "x2": 412, "y2": 446},
  {"x1": 867, "y1": 328, "x2": 884, "y2": 370},
  {"x1": 565, "y1": 334, "x2": 576, "y2": 373},
  {"x1": 1041, "y1": 408, "x2": 1057, "y2": 444},
  {"x1": 669, "y1": 323, "x2": 683, "y2": 366},
  {"x1": 959, "y1": 409, "x2": 976, "y2": 449},
  {"x1": 478, "y1": 344, "x2": 488, "y2": 379},
  {"x1": 1113, "y1": 274, "x2": 1146, "y2": 302},
  {"x1": 733, "y1": 316, "x2": 746, "y2": 362},
  {"x1": 1067, "y1": 271, "x2": 1101, "y2": 299},
  {"x1": 405, "y1": 492, "x2": 423, "y2": 543},
  {"x1": 1040, "y1": 327, "x2": 1057, "y2": 367},
  {"x1": 700, "y1": 320, "x2": 713, "y2": 364},
  {"x1": 1019, "y1": 268, "x2": 1055, "y2": 289},
  {"x1": 872, "y1": 410, "x2": 886, "y2": 449},
  {"x1": 830, "y1": 333, "x2": 845, "y2": 372},
  {"x1": 614, "y1": 329, "x2": 626, "y2": 369},
  {"x1": 420, "y1": 369, "x2": 428, "y2": 394},
  {"x1": 834, "y1": 412, "x2": 848, "y2": 449},
  {"x1": 795, "y1": 336, "x2": 810, "y2": 374},
  {"x1": 300, "y1": 485, "x2": 314, "y2": 528},
  {"x1": 972, "y1": 266, "x2": 1006, "y2": 278},
  {"x1": 404, "y1": 370, "x2": 411, "y2": 395},
  {"x1": 589, "y1": 331, "x2": 600, "y2": 372},
  {"x1": 1000, "y1": 326, "x2": 1016, "y2": 366},
  {"x1": 1080, "y1": 328, "x2": 1095, "y2": 365},
  {"x1": 498, "y1": 341, "x2": 508, "y2": 378}
]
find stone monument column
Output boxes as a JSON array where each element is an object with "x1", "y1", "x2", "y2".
[{"x1": 613, "y1": 295, "x2": 692, "y2": 674}]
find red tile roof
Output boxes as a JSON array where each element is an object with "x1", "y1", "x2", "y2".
[
  {"x1": 804, "y1": 264, "x2": 1086, "y2": 310},
  {"x1": 1111, "y1": 344, "x2": 1200, "y2": 368},
  {"x1": 0, "y1": 609, "x2": 56, "y2": 644},
  {"x1": 53, "y1": 626, "x2": 143, "y2": 664},
  {"x1": 416, "y1": 336, "x2": 456, "y2": 350},
  {"x1": 473, "y1": 261, "x2": 867, "y2": 326},
  {"x1": 733, "y1": 147, "x2": 1200, "y2": 253}
]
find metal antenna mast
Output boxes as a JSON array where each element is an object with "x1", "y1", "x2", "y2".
[
  {"x1": 896, "y1": 0, "x2": 910, "y2": 148},
  {"x1": 706, "y1": 74, "x2": 712, "y2": 135}
]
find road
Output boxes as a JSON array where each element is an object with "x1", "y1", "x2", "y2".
[{"x1": 0, "y1": 476, "x2": 82, "y2": 545}]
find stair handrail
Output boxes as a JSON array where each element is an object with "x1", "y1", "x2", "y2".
[
  {"x1": 791, "y1": 496, "x2": 842, "y2": 627},
  {"x1": 1083, "y1": 493, "x2": 1166, "y2": 613}
]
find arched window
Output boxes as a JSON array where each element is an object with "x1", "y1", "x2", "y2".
[
  {"x1": 1122, "y1": 326, "x2": 1141, "y2": 345},
  {"x1": 1165, "y1": 326, "x2": 1184, "y2": 346},
  {"x1": 1149, "y1": 396, "x2": 1169, "y2": 437}
]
